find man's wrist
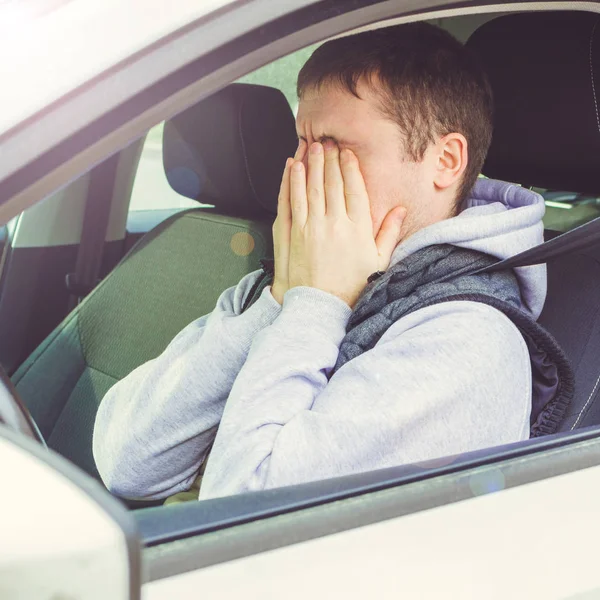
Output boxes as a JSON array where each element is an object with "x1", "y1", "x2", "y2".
[
  {"x1": 231, "y1": 285, "x2": 283, "y2": 352},
  {"x1": 278, "y1": 286, "x2": 352, "y2": 344}
]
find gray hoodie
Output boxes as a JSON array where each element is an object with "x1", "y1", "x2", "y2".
[{"x1": 93, "y1": 178, "x2": 545, "y2": 501}]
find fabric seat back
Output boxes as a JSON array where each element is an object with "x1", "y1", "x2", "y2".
[{"x1": 467, "y1": 12, "x2": 600, "y2": 431}]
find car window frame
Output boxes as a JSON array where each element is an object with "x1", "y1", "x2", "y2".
[
  {"x1": 0, "y1": 0, "x2": 327, "y2": 223},
  {"x1": 0, "y1": 0, "x2": 562, "y2": 223}
]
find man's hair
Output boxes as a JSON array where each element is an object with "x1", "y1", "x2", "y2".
[{"x1": 297, "y1": 22, "x2": 493, "y2": 206}]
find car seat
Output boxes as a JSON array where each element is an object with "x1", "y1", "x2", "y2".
[
  {"x1": 467, "y1": 11, "x2": 600, "y2": 430},
  {"x1": 11, "y1": 83, "x2": 297, "y2": 478}
]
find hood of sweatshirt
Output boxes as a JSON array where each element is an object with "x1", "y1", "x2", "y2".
[{"x1": 389, "y1": 178, "x2": 546, "y2": 319}]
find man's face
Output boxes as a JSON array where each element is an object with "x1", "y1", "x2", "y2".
[{"x1": 295, "y1": 79, "x2": 431, "y2": 239}]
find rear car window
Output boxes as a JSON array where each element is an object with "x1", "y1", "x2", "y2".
[
  {"x1": 129, "y1": 123, "x2": 198, "y2": 212},
  {"x1": 538, "y1": 188, "x2": 600, "y2": 232}
]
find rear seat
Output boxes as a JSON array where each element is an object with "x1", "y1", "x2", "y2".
[
  {"x1": 467, "y1": 12, "x2": 600, "y2": 430},
  {"x1": 12, "y1": 83, "x2": 297, "y2": 478}
]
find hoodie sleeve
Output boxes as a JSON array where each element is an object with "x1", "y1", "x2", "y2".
[
  {"x1": 199, "y1": 289, "x2": 532, "y2": 500},
  {"x1": 93, "y1": 269, "x2": 281, "y2": 500}
]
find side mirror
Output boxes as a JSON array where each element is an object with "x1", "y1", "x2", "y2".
[{"x1": 0, "y1": 424, "x2": 141, "y2": 600}]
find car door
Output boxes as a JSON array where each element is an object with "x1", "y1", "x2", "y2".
[
  {"x1": 139, "y1": 428, "x2": 600, "y2": 599},
  {"x1": 0, "y1": 367, "x2": 140, "y2": 600}
]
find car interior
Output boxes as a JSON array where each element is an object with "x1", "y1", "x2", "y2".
[{"x1": 2, "y1": 7, "x2": 600, "y2": 520}]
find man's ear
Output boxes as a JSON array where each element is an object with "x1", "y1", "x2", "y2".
[{"x1": 432, "y1": 133, "x2": 468, "y2": 191}]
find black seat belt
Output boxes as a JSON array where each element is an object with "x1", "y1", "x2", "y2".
[
  {"x1": 477, "y1": 213, "x2": 600, "y2": 274},
  {"x1": 244, "y1": 211, "x2": 600, "y2": 314},
  {"x1": 66, "y1": 154, "x2": 120, "y2": 312}
]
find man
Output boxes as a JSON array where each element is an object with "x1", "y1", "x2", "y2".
[{"x1": 93, "y1": 23, "x2": 562, "y2": 502}]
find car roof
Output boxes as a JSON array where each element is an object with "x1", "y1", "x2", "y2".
[
  {"x1": 0, "y1": 0, "x2": 593, "y2": 225},
  {"x1": 0, "y1": 0, "x2": 236, "y2": 134}
]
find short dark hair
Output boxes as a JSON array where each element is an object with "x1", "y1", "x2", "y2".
[{"x1": 297, "y1": 22, "x2": 493, "y2": 205}]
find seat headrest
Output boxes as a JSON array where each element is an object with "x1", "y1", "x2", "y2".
[
  {"x1": 163, "y1": 83, "x2": 298, "y2": 216},
  {"x1": 467, "y1": 12, "x2": 600, "y2": 195}
]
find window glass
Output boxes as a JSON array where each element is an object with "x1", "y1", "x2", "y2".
[
  {"x1": 129, "y1": 123, "x2": 198, "y2": 212},
  {"x1": 537, "y1": 188, "x2": 600, "y2": 232},
  {"x1": 237, "y1": 44, "x2": 319, "y2": 114},
  {"x1": 128, "y1": 45, "x2": 319, "y2": 214}
]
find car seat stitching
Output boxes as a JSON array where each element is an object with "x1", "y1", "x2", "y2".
[
  {"x1": 76, "y1": 362, "x2": 120, "y2": 381},
  {"x1": 571, "y1": 371, "x2": 600, "y2": 429},
  {"x1": 589, "y1": 19, "x2": 600, "y2": 134},
  {"x1": 184, "y1": 212, "x2": 270, "y2": 250},
  {"x1": 186, "y1": 212, "x2": 265, "y2": 229},
  {"x1": 75, "y1": 301, "x2": 89, "y2": 365},
  {"x1": 568, "y1": 251, "x2": 600, "y2": 430}
]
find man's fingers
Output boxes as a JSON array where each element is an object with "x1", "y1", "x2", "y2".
[
  {"x1": 323, "y1": 141, "x2": 345, "y2": 217},
  {"x1": 375, "y1": 206, "x2": 407, "y2": 270},
  {"x1": 278, "y1": 138, "x2": 306, "y2": 223},
  {"x1": 340, "y1": 149, "x2": 371, "y2": 222},
  {"x1": 307, "y1": 142, "x2": 326, "y2": 219},
  {"x1": 295, "y1": 138, "x2": 307, "y2": 162},
  {"x1": 277, "y1": 157, "x2": 293, "y2": 224},
  {"x1": 290, "y1": 161, "x2": 308, "y2": 227}
]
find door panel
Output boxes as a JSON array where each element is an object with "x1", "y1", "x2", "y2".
[
  {"x1": 142, "y1": 429, "x2": 600, "y2": 599},
  {"x1": 144, "y1": 462, "x2": 600, "y2": 600},
  {"x1": 140, "y1": 427, "x2": 600, "y2": 578}
]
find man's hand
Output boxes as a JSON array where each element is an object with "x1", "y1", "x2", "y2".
[
  {"x1": 287, "y1": 141, "x2": 406, "y2": 308},
  {"x1": 271, "y1": 140, "x2": 307, "y2": 304}
]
